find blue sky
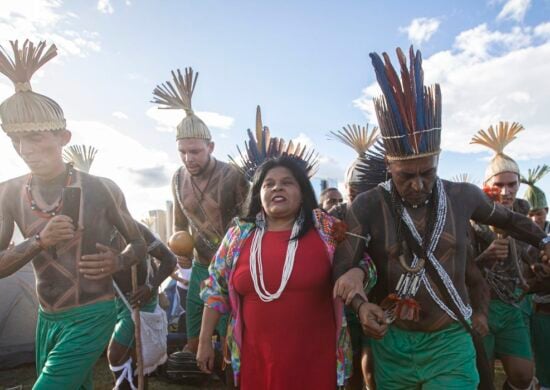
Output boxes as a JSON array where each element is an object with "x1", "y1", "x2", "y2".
[{"x1": 1, "y1": 0, "x2": 550, "y2": 217}]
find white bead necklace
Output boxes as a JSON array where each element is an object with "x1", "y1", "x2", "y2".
[{"x1": 249, "y1": 217, "x2": 302, "y2": 302}]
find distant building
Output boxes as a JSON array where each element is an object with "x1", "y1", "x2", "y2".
[
  {"x1": 148, "y1": 209, "x2": 168, "y2": 242},
  {"x1": 310, "y1": 177, "x2": 338, "y2": 199}
]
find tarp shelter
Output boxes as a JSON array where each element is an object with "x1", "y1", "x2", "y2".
[{"x1": 0, "y1": 263, "x2": 38, "y2": 368}]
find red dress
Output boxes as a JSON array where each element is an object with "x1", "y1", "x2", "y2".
[{"x1": 232, "y1": 228, "x2": 336, "y2": 390}]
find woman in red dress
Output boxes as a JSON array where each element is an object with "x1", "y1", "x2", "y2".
[{"x1": 197, "y1": 156, "x2": 361, "y2": 389}]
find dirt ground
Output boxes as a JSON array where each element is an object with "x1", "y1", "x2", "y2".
[
  {"x1": 0, "y1": 356, "x2": 225, "y2": 390},
  {"x1": 1, "y1": 357, "x2": 506, "y2": 390}
]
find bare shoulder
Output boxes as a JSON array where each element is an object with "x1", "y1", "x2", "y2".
[
  {"x1": 442, "y1": 179, "x2": 481, "y2": 198},
  {"x1": 219, "y1": 160, "x2": 247, "y2": 182},
  {"x1": 0, "y1": 174, "x2": 27, "y2": 205},
  {"x1": 0, "y1": 174, "x2": 27, "y2": 189}
]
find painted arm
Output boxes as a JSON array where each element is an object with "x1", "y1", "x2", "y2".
[
  {"x1": 466, "y1": 236, "x2": 490, "y2": 317},
  {"x1": 0, "y1": 205, "x2": 41, "y2": 278},
  {"x1": 469, "y1": 184, "x2": 545, "y2": 247},
  {"x1": 104, "y1": 181, "x2": 146, "y2": 272},
  {"x1": 332, "y1": 193, "x2": 374, "y2": 310},
  {"x1": 140, "y1": 224, "x2": 177, "y2": 291}
]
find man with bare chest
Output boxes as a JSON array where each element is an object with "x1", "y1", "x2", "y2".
[
  {"x1": 470, "y1": 123, "x2": 539, "y2": 389},
  {"x1": 333, "y1": 47, "x2": 549, "y2": 389},
  {"x1": 0, "y1": 40, "x2": 146, "y2": 389},
  {"x1": 152, "y1": 68, "x2": 249, "y2": 357}
]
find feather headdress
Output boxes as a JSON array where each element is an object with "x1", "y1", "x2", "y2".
[
  {"x1": 451, "y1": 173, "x2": 478, "y2": 185},
  {"x1": 521, "y1": 165, "x2": 549, "y2": 211},
  {"x1": 328, "y1": 123, "x2": 379, "y2": 185},
  {"x1": 0, "y1": 40, "x2": 65, "y2": 133},
  {"x1": 230, "y1": 105, "x2": 319, "y2": 180},
  {"x1": 354, "y1": 140, "x2": 389, "y2": 194},
  {"x1": 470, "y1": 121, "x2": 523, "y2": 183},
  {"x1": 152, "y1": 67, "x2": 211, "y2": 140},
  {"x1": 63, "y1": 144, "x2": 98, "y2": 173},
  {"x1": 370, "y1": 46, "x2": 441, "y2": 161}
]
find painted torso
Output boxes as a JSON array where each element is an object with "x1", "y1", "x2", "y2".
[
  {"x1": 0, "y1": 170, "x2": 140, "y2": 312},
  {"x1": 172, "y1": 160, "x2": 249, "y2": 264}
]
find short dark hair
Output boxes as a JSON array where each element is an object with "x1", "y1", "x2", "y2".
[
  {"x1": 242, "y1": 156, "x2": 318, "y2": 240},
  {"x1": 319, "y1": 187, "x2": 340, "y2": 204}
]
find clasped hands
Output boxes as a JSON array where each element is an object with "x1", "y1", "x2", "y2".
[{"x1": 334, "y1": 267, "x2": 388, "y2": 340}]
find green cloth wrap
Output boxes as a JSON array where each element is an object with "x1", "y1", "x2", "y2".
[
  {"x1": 112, "y1": 295, "x2": 158, "y2": 347},
  {"x1": 187, "y1": 260, "x2": 227, "y2": 338},
  {"x1": 34, "y1": 299, "x2": 116, "y2": 390},
  {"x1": 531, "y1": 310, "x2": 550, "y2": 386},
  {"x1": 483, "y1": 299, "x2": 533, "y2": 361},
  {"x1": 371, "y1": 322, "x2": 479, "y2": 389}
]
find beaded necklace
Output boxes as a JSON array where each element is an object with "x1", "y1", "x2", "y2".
[{"x1": 25, "y1": 164, "x2": 74, "y2": 218}]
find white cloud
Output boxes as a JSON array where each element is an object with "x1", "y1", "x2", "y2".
[
  {"x1": 112, "y1": 111, "x2": 128, "y2": 120},
  {"x1": 399, "y1": 17, "x2": 441, "y2": 46},
  {"x1": 497, "y1": 0, "x2": 531, "y2": 22},
  {"x1": 454, "y1": 24, "x2": 531, "y2": 59},
  {"x1": 292, "y1": 132, "x2": 314, "y2": 148},
  {"x1": 291, "y1": 132, "x2": 346, "y2": 180},
  {"x1": 67, "y1": 120, "x2": 177, "y2": 218},
  {"x1": 145, "y1": 107, "x2": 235, "y2": 133},
  {"x1": 534, "y1": 22, "x2": 550, "y2": 39},
  {"x1": 354, "y1": 22, "x2": 550, "y2": 161},
  {"x1": 97, "y1": 0, "x2": 114, "y2": 14},
  {"x1": 0, "y1": 0, "x2": 101, "y2": 58}
]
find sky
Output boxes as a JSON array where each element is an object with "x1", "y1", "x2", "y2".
[{"x1": 1, "y1": 0, "x2": 549, "y2": 219}]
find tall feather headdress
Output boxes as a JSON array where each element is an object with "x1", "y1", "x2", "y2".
[
  {"x1": 230, "y1": 105, "x2": 319, "y2": 180},
  {"x1": 470, "y1": 121, "x2": 523, "y2": 183},
  {"x1": 151, "y1": 67, "x2": 211, "y2": 140},
  {"x1": 521, "y1": 165, "x2": 549, "y2": 211},
  {"x1": 328, "y1": 123, "x2": 379, "y2": 186},
  {"x1": 0, "y1": 40, "x2": 65, "y2": 133},
  {"x1": 370, "y1": 46, "x2": 441, "y2": 161},
  {"x1": 354, "y1": 140, "x2": 389, "y2": 194},
  {"x1": 63, "y1": 144, "x2": 98, "y2": 173}
]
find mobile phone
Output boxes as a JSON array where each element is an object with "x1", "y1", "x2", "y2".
[{"x1": 61, "y1": 187, "x2": 81, "y2": 228}]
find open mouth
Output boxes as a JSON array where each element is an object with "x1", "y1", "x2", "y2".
[{"x1": 271, "y1": 195, "x2": 287, "y2": 203}]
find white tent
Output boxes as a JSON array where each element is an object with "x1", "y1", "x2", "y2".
[{"x1": 0, "y1": 262, "x2": 38, "y2": 368}]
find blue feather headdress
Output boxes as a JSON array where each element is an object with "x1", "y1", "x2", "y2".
[
  {"x1": 370, "y1": 46, "x2": 441, "y2": 161},
  {"x1": 229, "y1": 106, "x2": 319, "y2": 180}
]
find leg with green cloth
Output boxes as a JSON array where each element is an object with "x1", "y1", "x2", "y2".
[
  {"x1": 34, "y1": 300, "x2": 116, "y2": 390},
  {"x1": 531, "y1": 303, "x2": 550, "y2": 390},
  {"x1": 371, "y1": 323, "x2": 479, "y2": 390},
  {"x1": 483, "y1": 299, "x2": 535, "y2": 389},
  {"x1": 108, "y1": 295, "x2": 158, "y2": 389},
  {"x1": 185, "y1": 260, "x2": 228, "y2": 354}
]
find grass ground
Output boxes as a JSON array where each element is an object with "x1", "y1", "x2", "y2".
[{"x1": 1, "y1": 357, "x2": 506, "y2": 390}]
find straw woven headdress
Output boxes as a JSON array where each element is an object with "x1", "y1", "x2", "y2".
[
  {"x1": 328, "y1": 123, "x2": 379, "y2": 185},
  {"x1": 370, "y1": 46, "x2": 442, "y2": 161},
  {"x1": 152, "y1": 67, "x2": 211, "y2": 140},
  {"x1": 63, "y1": 144, "x2": 98, "y2": 173},
  {"x1": 0, "y1": 40, "x2": 65, "y2": 133},
  {"x1": 230, "y1": 105, "x2": 319, "y2": 180},
  {"x1": 470, "y1": 121, "x2": 523, "y2": 183},
  {"x1": 521, "y1": 165, "x2": 549, "y2": 211}
]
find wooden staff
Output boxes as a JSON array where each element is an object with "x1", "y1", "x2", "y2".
[{"x1": 131, "y1": 265, "x2": 145, "y2": 390}]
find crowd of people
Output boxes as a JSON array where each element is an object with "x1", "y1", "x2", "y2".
[{"x1": 0, "y1": 39, "x2": 549, "y2": 390}]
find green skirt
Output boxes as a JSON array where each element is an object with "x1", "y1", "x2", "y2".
[
  {"x1": 371, "y1": 322, "x2": 479, "y2": 390},
  {"x1": 34, "y1": 299, "x2": 116, "y2": 390}
]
